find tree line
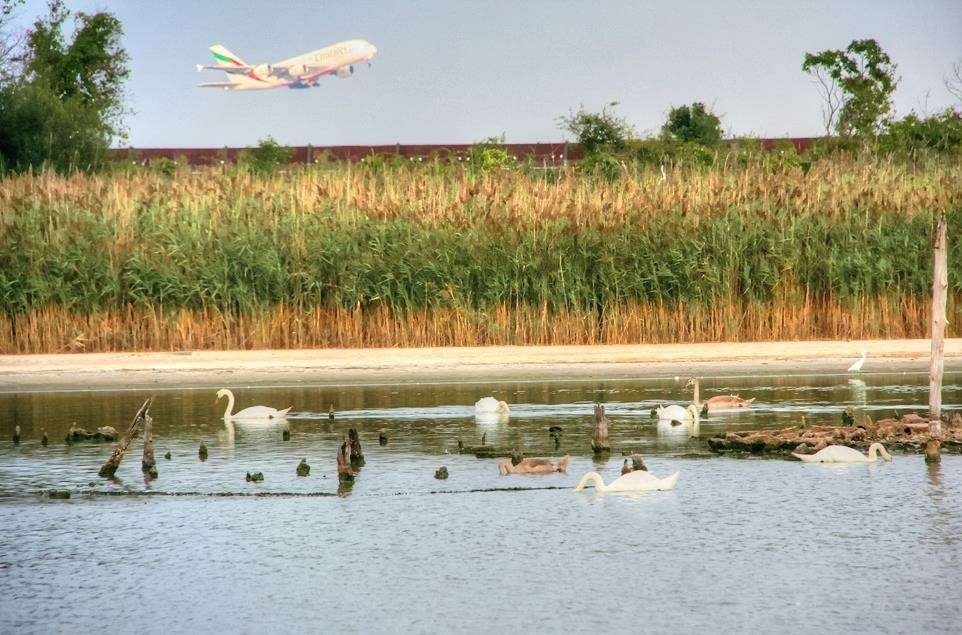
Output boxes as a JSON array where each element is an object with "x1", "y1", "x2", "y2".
[{"x1": 1, "y1": 2, "x2": 960, "y2": 174}]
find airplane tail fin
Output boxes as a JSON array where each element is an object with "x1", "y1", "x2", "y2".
[{"x1": 209, "y1": 44, "x2": 247, "y2": 68}]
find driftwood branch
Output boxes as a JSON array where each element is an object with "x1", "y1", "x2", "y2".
[{"x1": 98, "y1": 397, "x2": 152, "y2": 478}]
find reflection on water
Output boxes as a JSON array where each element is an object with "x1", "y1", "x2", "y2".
[{"x1": 0, "y1": 372, "x2": 961, "y2": 631}]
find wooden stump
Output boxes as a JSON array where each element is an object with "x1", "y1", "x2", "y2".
[
  {"x1": 924, "y1": 438, "x2": 941, "y2": 464},
  {"x1": 141, "y1": 413, "x2": 158, "y2": 480},
  {"x1": 591, "y1": 403, "x2": 610, "y2": 455},
  {"x1": 348, "y1": 428, "x2": 364, "y2": 467},
  {"x1": 337, "y1": 440, "x2": 355, "y2": 482},
  {"x1": 98, "y1": 398, "x2": 152, "y2": 478}
]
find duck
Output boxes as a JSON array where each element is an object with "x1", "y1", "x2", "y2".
[
  {"x1": 498, "y1": 455, "x2": 570, "y2": 475},
  {"x1": 687, "y1": 378, "x2": 754, "y2": 413},
  {"x1": 475, "y1": 396, "x2": 510, "y2": 415},
  {"x1": 574, "y1": 469, "x2": 679, "y2": 493},
  {"x1": 216, "y1": 388, "x2": 291, "y2": 421},
  {"x1": 792, "y1": 442, "x2": 892, "y2": 463}
]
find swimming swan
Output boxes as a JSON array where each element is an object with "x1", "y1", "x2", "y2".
[
  {"x1": 575, "y1": 469, "x2": 679, "y2": 493},
  {"x1": 475, "y1": 397, "x2": 510, "y2": 415},
  {"x1": 498, "y1": 456, "x2": 570, "y2": 475},
  {"x1": 687, "y1": 378, "x2": 754, "y2": 412},
  {"x1": 793, "y1": 442, "x2": 892, "y2": 463},
  {"x1": 217, "y1": 388, "x2": 291, "y2": 421}
]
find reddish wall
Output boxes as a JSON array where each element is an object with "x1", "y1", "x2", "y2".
[{"x1": 111, "y1": 139, "x2": 820, "y2": 166}]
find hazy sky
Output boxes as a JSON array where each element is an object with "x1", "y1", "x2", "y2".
[{"x1": 12, "y1": 0, "x2": 962, "y2": 147}]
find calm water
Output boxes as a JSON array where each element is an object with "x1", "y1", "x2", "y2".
[{"x1": 1, "y1": 373, "x2": 960, "y2": 633}]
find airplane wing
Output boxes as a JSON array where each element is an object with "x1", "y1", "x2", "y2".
[
  {"x1": 197, "y1": 81, "x2": 237, "y2": 89},
  {"x1": 196, "y1": 63, "x2": 254, "y2": 74}
]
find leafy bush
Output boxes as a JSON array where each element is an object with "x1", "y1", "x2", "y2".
[
  {"x1": 662, "y1": 103, "x2": 723, "y2": 146},
  {"x1": 880, "y1": 109, "x2": 962, "y2": 157},
  {"x1": 558, "y1": 102, "x2": 633, "y2": 154},
  {"x1": 468, "y1": 136, "x2": 515, "y2": 172},
  {"x1": 242, "y1": 136, "x2": 294, "y2": 174}
]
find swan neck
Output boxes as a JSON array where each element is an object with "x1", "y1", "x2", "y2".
[
  {"x1": 576, "y1": 472, "x2": 605, "y2": 492},
  {"x1": 692, "y1": 378, "x2": 700, "y2": 406},
  {"x1": 223, "y1": 390, "x2": 235, "y2": 418}
]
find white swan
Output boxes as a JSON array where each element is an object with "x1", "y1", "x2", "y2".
[
  {"x1": 793, "y1": 442, "x2": 892, "y2": 463},
  {"x1": 656, "y1": 404, "x2": 701, "y2": 439},
  {"x1": 475, "y1": 396, "x2": 510, "y2": 415},
  {"x1": 216, "y1": 388, "x2": 291, "y2": 421},
  {"x1": 847, "y1": 350, "x2": 867, "y2": 373},
  {"x1": 575, "y1": 469, "x2": 679, "y2": 493},
  {"x1": 656, "y1": 403, "x2": 690, "y2": 421}
]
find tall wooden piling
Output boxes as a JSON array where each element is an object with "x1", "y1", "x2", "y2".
[
  {"x1": 929, "y1": 214, "x2": 947, "y2": 442},
  {"x1": 98, "y1": 398, "x2": 152, "y2": 478},
  {"x1": 337, "y1": 440, "x2": 355, "y2": 482}
]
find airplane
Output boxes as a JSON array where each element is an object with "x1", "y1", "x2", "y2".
[{"x1": 196, "y1": 39, "x2": 377, "y2": 91}]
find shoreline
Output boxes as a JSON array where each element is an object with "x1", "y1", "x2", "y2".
[{"x1": 1, "y1": 339, "x2": 960, "y2": 392}]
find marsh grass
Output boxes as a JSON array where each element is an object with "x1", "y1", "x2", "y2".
[{"x1": 1, "y1": 158, "x2": 959, "y2": 353}]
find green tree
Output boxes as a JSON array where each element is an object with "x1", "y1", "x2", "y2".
[
  {"x1": 0, "y1": 0, "x2": 128, "y2": 172},
  {"x1": 558, "y1": 102, "x2": 632, "y2": 154},
  {"x1": 802, "y1": 39, "x2": 898, "y2": 139},
  {"x1": 661, "y1": 102, "x2": 723, "y2": 146}
]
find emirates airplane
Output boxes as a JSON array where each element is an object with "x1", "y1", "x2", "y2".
[{"x1": 196, "y1": 39, "x2": 377, "y2": 91}]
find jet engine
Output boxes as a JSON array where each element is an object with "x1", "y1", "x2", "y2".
[
  {"x1": 285, "y1": 64, "x2": 307, "y2": 78},
  {"x1": 253, "y1": 64, "x2": 273, "y2": 77},
  {"x1": 336, "y1": 65, "x2": 354, "y2": 78}
]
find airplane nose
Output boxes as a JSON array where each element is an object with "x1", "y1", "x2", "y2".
[{"x1": 369, "y1": 45, "x2": 378, "y2": 58}]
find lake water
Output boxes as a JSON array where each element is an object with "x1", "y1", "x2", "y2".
[{"x1": 1, "y1": 372, "x2": 960, "y2": 633}]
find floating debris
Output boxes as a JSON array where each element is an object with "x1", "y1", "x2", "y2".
[
  {"x1": 434, "y1": 466, "x2": 449, "y2": 480},
  {"x1": 48, "y1": 490, "x2": 71, "y2": 499},
  {"x1": 66, "y1": 424, "x2": 118, "y2": 443},
  {"x1": 296, "y1": 458, "x2": 310, "y2": 476},
  {"x1": 246, "y1": 471, "x2": 264, "y2": 482}
]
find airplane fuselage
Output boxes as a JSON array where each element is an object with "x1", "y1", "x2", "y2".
[{"x1": 197, "y1": 39, "x2": 377, "y2": 91}]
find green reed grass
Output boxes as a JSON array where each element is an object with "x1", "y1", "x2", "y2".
[{"x1": 0, "y1": 157, "x2": 960, "y2": 352}]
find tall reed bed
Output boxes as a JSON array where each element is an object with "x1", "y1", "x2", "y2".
[{"x1": 1, "y1": 159, "x2": 959, "y2": 353}]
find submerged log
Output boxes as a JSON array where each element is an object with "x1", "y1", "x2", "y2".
[
  {"x1": 591, "y1": 403, "x2": 610, "y2": 455},
  {"x1": 141, "y1": 413, "x2": 158, "y2": 480},
  {"x1": 925, "y1": 438, "x2": 941, "y2": 464},
  {"x1": 98, "y1": 398, "x2": 152, "y2": 478},
  {"x1": 337, "y1": 440, "x2": 355, "y2": 482}
]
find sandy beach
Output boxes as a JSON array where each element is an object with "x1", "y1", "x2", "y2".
[{"x1": 1, "y1": 338, "x2": 960, "y2": 391}]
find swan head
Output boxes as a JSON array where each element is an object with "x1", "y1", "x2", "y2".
[{"x1": 216, "y1": 388, "x2": 230, "y2": 401}]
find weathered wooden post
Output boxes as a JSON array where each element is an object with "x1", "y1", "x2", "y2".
[
  {"x1": 927, "y1": 214, "x2": 947, "y2": 462},
  {"x1": 141, "y1": 412, "x2": 157, "y2": 480},
  {"x1": 591, "y1": 403, "x2": 610, "y2": 455},
  {"x1": 337, "y1": 440, "x2": 355, "y2": 482},
  {"x1": 348, "y1": 428, "x2": 364, "y2": 466},
  {"x1": 98, "y1": 398, "x2": 152, "y2": 478}
]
